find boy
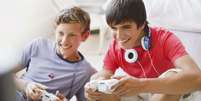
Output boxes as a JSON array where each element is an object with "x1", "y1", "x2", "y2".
[
  {"x1": 15, "y1": 7, "x2": 96, "y2": 101},
  {"x1": 85, "y1": 0, "x2": 201, "y2": 101}
]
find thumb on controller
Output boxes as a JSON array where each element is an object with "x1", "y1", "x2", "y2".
[{"x1": 56, "y1": 90, "x2": 68, "y2": 101}]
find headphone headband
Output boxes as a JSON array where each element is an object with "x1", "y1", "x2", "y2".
[{"x1": 141, "y1": 25, "x2": 151, "y2": 51}]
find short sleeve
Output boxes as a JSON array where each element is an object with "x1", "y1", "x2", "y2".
[
  {"x1": 20, "y1": 38, "x2": 39, "y2": 68},
  {"x1": 163, "y1": 31, "x2": 188, "y2": 62},
  {"x1": 103, "y1": 40, "x2": 119, "y2": 73}
]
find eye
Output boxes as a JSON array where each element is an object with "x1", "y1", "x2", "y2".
[
  {"x1": 111, "y1": 26, "x2": 116, "y2": 30},
  {"x1": 68, "y1": 33, "x2": 75, "y2": 37},
  {"x1": 122, "y1": 25, "x2": 132, "y2": 29},
  {"x1": 58, "y1": 31, "x2": 64, "y2": 36},
  {"x1": 111, "y1": 27, "x2": 117, "y2": 32}
]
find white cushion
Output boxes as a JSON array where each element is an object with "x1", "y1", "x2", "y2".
[{"x1": 144, "y1": 0, "x2": 201, "y2": 32}]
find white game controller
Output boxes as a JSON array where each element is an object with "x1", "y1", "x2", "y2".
[
  {"x1": 89, "y1": 79, "x2": 119, "y2": 94},
  {"x1": 41, "y1": 91, "x2": 58, "y2": 101}
]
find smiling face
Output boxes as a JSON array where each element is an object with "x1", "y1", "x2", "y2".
[
  {"x1": 55, "y1": 23, "x2": 88, "y2": 60},
  {"x1": 111, "y1": 21, "x2": 145, "y2": 49}
]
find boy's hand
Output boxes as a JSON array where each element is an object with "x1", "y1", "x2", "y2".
[
  {"x1": 85, "y1": 82, "x2": 99, "y2": 100},
  {"x1": 85, "y1": 82, "x2": 120, "y2": 101},
  {"x1": 111, "y1": 75, "x2": 143, "y2": 97},
  {"x1": 56, "y1": 91, "x2": 68, "y2": 101},
  {"x1": 25, "y1": 82, "x2": 48, "y2": 100}
]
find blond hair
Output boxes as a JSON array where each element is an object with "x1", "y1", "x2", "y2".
[{"x1": 55, "y1": 7, "x2": 90, "y2": 34}]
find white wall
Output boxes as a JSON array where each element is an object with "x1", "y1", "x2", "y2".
[
  {"x1": 0, "y1": 0, "x2": 59, "y2": 49},
  {"x1": 144, "y1": 0, "x2": 201, "y2": 68},
  {"x1": 0, "y1": 0, "x2": 77, "y2": 72}
]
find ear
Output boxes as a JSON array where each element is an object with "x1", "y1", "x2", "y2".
[
  {"x1": 81, "y1": 30, "x2": 90, "y2": 41},
  {"x1": 140, "y1": 22, "x2": 146, "y2": 31}
]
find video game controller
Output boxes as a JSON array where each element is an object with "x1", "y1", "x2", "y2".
[
  {"x1": 41, "y1": 91, "x2": 58, "y2": 101},
  {"x1": 89, "y1": 79, "x2": 119, "y2": 94}
]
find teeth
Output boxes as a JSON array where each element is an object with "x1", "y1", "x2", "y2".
[
  {"x1": 62, "y1": 45, "x2": 71, "y2": 49},
  {"x1": 59, "y1": 44, "x2": 71, "y2": 49}
]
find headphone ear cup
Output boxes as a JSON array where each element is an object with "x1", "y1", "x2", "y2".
[
  {"x1": 124, "y1": 49, "x2": 138, "y2": 63},
  {"x1": 141, "y1": 36, "x2": 150, "y2": 51}
]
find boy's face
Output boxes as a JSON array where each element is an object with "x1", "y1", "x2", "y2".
[
  {"x1": 111, "y1": 21, "x2": 144, "y2": 49},
  {"x1": 55, "y1": 23, "x2": 88, "y2": 59}
]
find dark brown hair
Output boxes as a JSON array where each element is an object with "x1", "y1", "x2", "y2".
[{"x1": 105, "y1": 0, "x2": 147, "y2": 29}]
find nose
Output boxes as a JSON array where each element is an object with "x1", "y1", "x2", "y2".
[
  {"x1": 60, "y1": 35, "x2": 69, "y2": 45},
  {"x1": 116, "y1": 29, "x2": 124, "y2": 40}
]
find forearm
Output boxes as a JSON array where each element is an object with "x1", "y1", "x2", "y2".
[
  {"x1": 141, "y1": 71, "x2": 201, "y2": 94},
  {"x1": 14, "y1": 75, "x2": 29, "y2": 92},
  {"x1": 12, "y1": 64, "x2": 28, "y2": 92}
]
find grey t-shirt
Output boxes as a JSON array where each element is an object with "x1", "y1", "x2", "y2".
[{"x1": 20, "y1": 37, "x2": 96, "y2": 101}]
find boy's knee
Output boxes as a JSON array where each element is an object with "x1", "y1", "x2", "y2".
[
  {"x1": 149, "y1": 69, "x2": 182, "y2": 101},
  {"x1": 150, "y1": 94, "x2": 181, "y2": 101}
]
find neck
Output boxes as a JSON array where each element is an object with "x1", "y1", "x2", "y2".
[
  {"x1": 63, "y1": 52, "x2": 81, "y2": 62},
  {"x1": 56, "y1": 48, "x2": 81, "y2": 62}
]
